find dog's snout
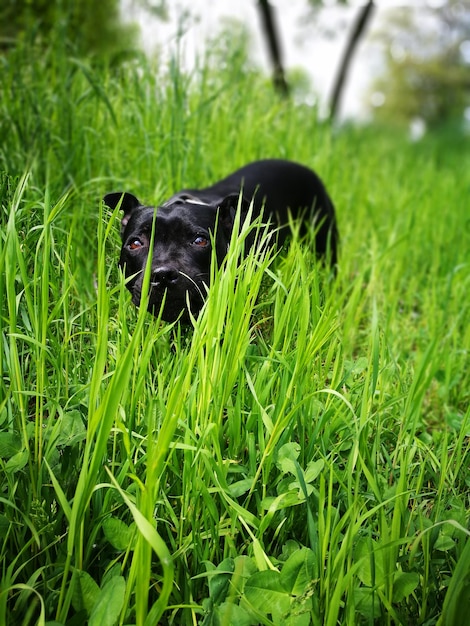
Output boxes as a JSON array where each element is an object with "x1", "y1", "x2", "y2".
[{"x1": 151, "y1": 266, "x2": 179, "y2": 287}]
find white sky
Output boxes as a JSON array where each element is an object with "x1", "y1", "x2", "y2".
[{"x1": 121, "y1": 0, "x2": 448, "y2": 120}]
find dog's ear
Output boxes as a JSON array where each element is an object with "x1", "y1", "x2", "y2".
[
  {"x1": 103, "y1": 192, "x2": 141, "y2": 232},
  {"x1": 217, "y1": 192, "x2": 250, "y2": 237}
]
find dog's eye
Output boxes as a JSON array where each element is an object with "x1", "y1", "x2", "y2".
[
  {"x1": 128, "y1": 238, "x2": 143, "y2": 250},
  {"x1": 193, "y1": 235, "x2": 209, "y2": 247}
]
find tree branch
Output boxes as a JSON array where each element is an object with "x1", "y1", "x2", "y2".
[
  {"x1": 257, "y1": 0, "x2": 289, "y2": 97},
  {"x1": 329, "y1": 0, "x2": 376, "y2": 121}
]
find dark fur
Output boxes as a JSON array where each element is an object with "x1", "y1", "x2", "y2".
[{"x1": 104, "y1": 159, "x2": 337, "y2": 323}]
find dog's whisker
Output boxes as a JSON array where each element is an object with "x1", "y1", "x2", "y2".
[{"x1": 177, "y1": 271, "x2": 207, "y2": 300}]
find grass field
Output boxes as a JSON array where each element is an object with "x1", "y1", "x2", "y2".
[{"x1": 1, "y1": 34, "x2": 469, "y2": 626}]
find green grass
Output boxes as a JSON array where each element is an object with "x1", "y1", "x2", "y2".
[{"x1": 1, "y1": 33, "x2": 469, "y2": 626}]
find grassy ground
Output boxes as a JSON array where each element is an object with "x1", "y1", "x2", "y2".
[{"x1": 1, "y1": 34, "x2": 469, "y2": 626}]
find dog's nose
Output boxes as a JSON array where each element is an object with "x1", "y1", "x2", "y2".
[{"x1": 151, "y1": 266, "x2": 179, "y2": 287}]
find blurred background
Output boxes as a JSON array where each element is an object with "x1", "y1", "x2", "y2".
[{"x1": 2, "y1": 0, "x2": 469, "y2": 137}]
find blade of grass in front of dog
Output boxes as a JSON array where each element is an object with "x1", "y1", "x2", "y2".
[
  {"x1": 105, "y1": 467, "x2": 174, "y2": 626},
  {"x1": 191, "y1": 205, "x2": 274, "y2": 432},
  {"x1": 56, "y1": 201, "x2": 171, "y2": 620},
  {"x1": 2, "y1": 173, "x2": 38, "y2": 485}
]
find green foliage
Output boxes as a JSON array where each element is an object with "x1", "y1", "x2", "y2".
[
  {"x1": 438, "y1": 537, "x2": 470, "y2": 626},
  {"x1": 0, "y1": 0, "x2": 137, "y2": 57},
  {"x1": 369, "y1": 1, "x2": 470, "y2": 128},
  {"x1": 0, "y1": 28, "x2": 469, "y2": 626}
]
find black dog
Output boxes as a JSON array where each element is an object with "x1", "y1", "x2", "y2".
[{"x1": 104, "y1": 159, "x2": 337, "y2": 323}]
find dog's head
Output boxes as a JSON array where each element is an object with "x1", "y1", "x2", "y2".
[{"x1": 104, "y1": 191, "x2": 246, "y2": 323}]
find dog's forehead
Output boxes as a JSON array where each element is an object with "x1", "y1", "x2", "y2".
[
  {"x1": 162, "y1": 189, "x2": 213, "y2": 207},
  {"x1": 126, "y1": 201, "x2": 217, "y2": 232},
  {"x1": 162, "y1": 192, "x2": 213, "y2": 207}
]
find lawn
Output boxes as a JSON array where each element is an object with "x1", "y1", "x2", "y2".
[{"x1": 0, "y1": 34, "x2": 469, "y2": 626}]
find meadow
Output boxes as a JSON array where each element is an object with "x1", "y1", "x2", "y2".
[{"x1": 0, "y1": 33, "x2": 469, "y2": 626}]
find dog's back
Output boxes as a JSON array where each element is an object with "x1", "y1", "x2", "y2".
[{"x1": 185, "y1": 159, "x2": 337, "y2": 263}]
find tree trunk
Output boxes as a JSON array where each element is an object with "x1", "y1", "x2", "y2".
[
  {"x1": 329, "y1": 0, "x2": 376, "y2": 121},
  {"x1": 257, "y1": 0, "x2": 289, "y2": 97}
]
